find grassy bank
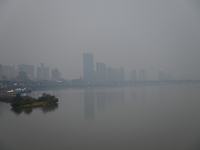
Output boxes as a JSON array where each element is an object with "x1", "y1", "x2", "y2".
[{"x1": 19, "y1": 102, "x2": 47, "y2": 108}]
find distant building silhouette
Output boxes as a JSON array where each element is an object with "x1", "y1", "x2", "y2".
[
  {"x1": 0, "y1": 64, "x2": 17, "y2": 80},
  {"x1": 158, "y1": 70, "x2": 165, "y2": 80},
  {"x1": 96, "y1": 62, "x2": 106, "y2": 82},
  {"x1": 118, "y1": 67, "x2": 125, "y2": 82},
  {"x1": 36, "y1": 63, "x2": 50, "y2": 80},
  {"x1": 83, "y1": 53, "x2": 94, "y2": 81},
  {"x1": 0, "y1": 64, "x2": 2, "y2": 80},
  {"x1": 3, "y1": 66, "x2": 11, "y2": 80},
  {"x1": 16, "y1": 71, "x2": 29, "y2": 81},
  {"x1": 139, "y1": 69, "x2": 146, "y2": 81},
  {"x1": 131, "y1": 70, "x2": 137, "y2": 81},
  {"x1": 52, "y1": 68, "x2": 61, "y2": 80},
  {"x1": 18, "y1": 64, "x2": 34, "y2": 79},
  {"x1": 41, "y1": 63, "x2": 50, "y2": 79},
  {"x1": 114, "y1": 69, "x2": 119, "y2": 82},
  {"x1": 167, "y1": 73, "x2": 172, "y2": 80},
  {"x1": 107, "y1": 67, "x2": 125, "y2": 82},
  {"x1": 36, "y1": 67, "x2": 42, "y2": 79},
  {"x1": 107, "y1": 67, "x2": 115, "y2": 82}
]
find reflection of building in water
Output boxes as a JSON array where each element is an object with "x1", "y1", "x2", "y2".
[
  {"x1": 97, "y1": 93, "x2": 107, "y2": 110},
  {"x1": 84, "y1": 91, "x2": 95, "y2": 119},
  {"x1": 158, "y1": 86, "x2": 170, "y2": 101},
  {"x1": 83, "y1": 90, "x2": 126, "y2": 120},
  {"x1": 106, "y1": 92, "x2": 125, "y2": 106},
  {"x1": 140, "y1": 88, "x2": 146, "y2": 101},
  {"x1": 131, "y1": 89, "x2": 137, "y2": 101}
]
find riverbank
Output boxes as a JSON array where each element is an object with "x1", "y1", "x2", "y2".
[
  {"x1": 0, "y1": 93, "x2": 58, "y2": 108},
  {"x1": 11, "y1": 93, "x2": 58, "y2": 108}
]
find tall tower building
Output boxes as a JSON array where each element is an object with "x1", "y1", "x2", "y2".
[{"x1": 83, "y1": 53, "x2": 94, "y2": 81}]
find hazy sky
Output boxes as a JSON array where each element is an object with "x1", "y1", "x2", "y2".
[{"x1": 0, "y1": 0, "x2": 200, "y2": 80}]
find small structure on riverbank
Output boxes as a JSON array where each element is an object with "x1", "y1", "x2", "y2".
[{"x1": 10, "y1": 93, "x2": 58, "y2": 108}]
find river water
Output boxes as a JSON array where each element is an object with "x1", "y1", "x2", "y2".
[{"x1": 1, "y1": 84, "x2": 200, "y2": 150}]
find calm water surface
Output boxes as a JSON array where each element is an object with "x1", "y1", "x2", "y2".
[{"x1": 1, "y1": 85, "x2": 200, "y2": 150}]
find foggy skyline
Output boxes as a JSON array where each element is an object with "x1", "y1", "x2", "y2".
[{"x1": 1, "y1": 1, "x2": 200, "y2": 80}]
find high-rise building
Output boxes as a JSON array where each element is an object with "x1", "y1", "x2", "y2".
[
  {"x1": 17, "y1": 71, "x2": 29, "y2": 81},
  {"x1": 18, "y1": 64, "x2": 34, "y2": 79},
  {"x1": 114, "y1": 69, "x2": 119, "y2": 82},
  {"x1": 118, "y1": 67, "x2": 125, "y2": 82},
  {"x1": 2, "y1": 66, "x2": 17, "y2": 80},
  {"x1": 83, "y1": 53, "x2": 94, "y2": 81},
  {"x1": 42, "y1": 66, "x2": 50, "y2": 79},
  {"x1": 52, "y1": 68, "x2": 61, "y2": 80},
  {"x1": 2, "y1": 66, "x2": 10, "y2": 80},
  {"x1": 131, "y1": 70, "x2": 137, "y2": 81},
  {"x1": 167, "y1": 73, "x2": 172, "y2": 80},
  {"x1": 36, "y1": 67, "x2": 42, "y2": 79},
  {"x1": 36, "y1": 63, "x2": 50, "y2": 80},
  {"x1": 96, "y1": 62, "x2": 106, "y2": 82},
  {"x1": 158, "y1": 70, "x2": 165, "y2": 80},
  {"x1": 107, "y1": 67, "x2": 114, "y2": 82},
  {"x1": 9, "y1": 66, "x2": 17, "y2": 79},
  {"x1": 139, "y1": 69, "x2": 146, "y2": 81},
  {"x1": 0, "y1": 64, "x2": 2, "y2": 81}
]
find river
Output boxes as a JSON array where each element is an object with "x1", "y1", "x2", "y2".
[{"x1": 1, "y1": 84, "x2": 200, "y2": 150}]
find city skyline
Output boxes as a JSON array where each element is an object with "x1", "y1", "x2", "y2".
[
  {"x1": 0, "y1": 59, "x2": 172, "y2": 81},
  {"x1": 0, "y1": 54, "x2": 175, "y2": 82},
  {"x1": 0, "y1": 52, "x2": 173, "y2": 81}
]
